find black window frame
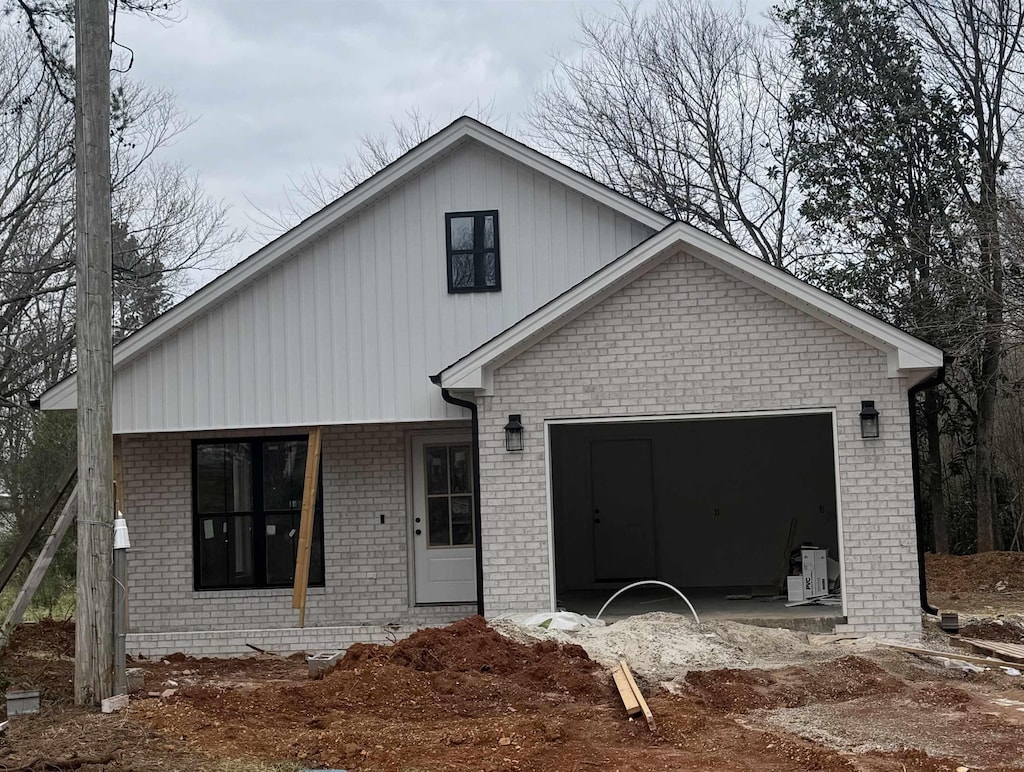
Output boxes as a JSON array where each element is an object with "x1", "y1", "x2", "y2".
[
  {"x1": 191, "y1": 435, "x2": 326, "y2": 591},
  {"x1": 445, "y1": 210, "x2": 501, "y2": 293}
]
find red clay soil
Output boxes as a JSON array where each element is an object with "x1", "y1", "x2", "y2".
[
  {"x1": 131, "y1": 619, "x2": 1024, "y2": 772},
  {"x1": 5, "y1": 617, "x2": 1024, "y2": 771}
]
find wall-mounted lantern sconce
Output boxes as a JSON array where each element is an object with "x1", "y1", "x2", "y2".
[
  {"x1": 859, "y1": 400, "x2": 880, "y2": 439},
  {"x1": 504, "y1": 414, "x2": 524, "y2": 452}
]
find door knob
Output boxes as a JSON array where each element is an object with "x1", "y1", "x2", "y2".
[
  {"x1": 415, "y1": 529, "x2": 422, "y2": 535},
  {"x1": 415, "y1": 517, "x2": 421, "y2": 523}
]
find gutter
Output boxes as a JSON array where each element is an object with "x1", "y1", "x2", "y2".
[
  {"x1": 432, "y1": 376, "x2": 485, "y2": 618},
  {"x1": 907, "y1": 356, "x2": 951, "y2": 617}
]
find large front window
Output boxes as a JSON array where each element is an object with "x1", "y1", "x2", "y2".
[{"x1": 192, "y1": 437, "x2": 325, "y2": 590}]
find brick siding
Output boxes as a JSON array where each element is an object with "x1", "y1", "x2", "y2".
[
  {"x1": 121, "y1": 423, "x2": 475, "y2": 656},
  {"x1": 475, "y1": 249, "x2": 922, "y2": 637}
]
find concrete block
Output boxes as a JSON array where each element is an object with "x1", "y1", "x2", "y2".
[
  {"x1": 6, "y1": 690, "x2": 39, "y2": 716},
  {"x1": 307, "y1": 650, "x2": 344, "y2": 678}
]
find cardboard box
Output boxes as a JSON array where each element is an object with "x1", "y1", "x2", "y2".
[
  {"x1": 801, "y1": 547, "x2": 828, "y2": 598},
  {"x1": 786, "y1": 575, "x2": 805, "y2": 603}
]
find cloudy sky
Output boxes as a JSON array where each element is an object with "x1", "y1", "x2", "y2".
[{"x1": 117, "y1": 0, "x2": 771, "y2": 265}]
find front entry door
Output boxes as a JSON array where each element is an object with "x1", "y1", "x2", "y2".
[
  {"x1": 591, "y1": 438, "x2": 657, "y2": 581},
  {"x1": 412, "y1": 434, "x2": 477, "y2": 604}
]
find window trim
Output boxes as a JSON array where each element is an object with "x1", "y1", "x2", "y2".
[
  {"x1": 191, "y1": 435, "x2": 326, "y2": 592},
  {"x1": 445, "y1": 210, "x2": 501, "y2": 293},
  {"x1": 423, "y1": 442, "x2": 475, "y2": 548}
]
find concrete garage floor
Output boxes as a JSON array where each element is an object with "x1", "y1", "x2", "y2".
[{"x1": 558, "y1": 586, "x2": 844, "y2": 632}]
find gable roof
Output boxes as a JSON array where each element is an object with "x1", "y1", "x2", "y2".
[
  {"x1": 39, "y1": 117, "x2": 671, "y2": 411},
  {"x1": 436, "y1": 222, "x2": 944, "y2": 393}
]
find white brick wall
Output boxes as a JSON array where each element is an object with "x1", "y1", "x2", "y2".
[
  {"x1": 476, "y1": 249, "x2": 922, "y2": 637},
  {"x1": 121, "y1": 423, "x2": 475, "y2": 655}
]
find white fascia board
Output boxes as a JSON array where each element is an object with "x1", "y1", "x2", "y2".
[
  {"x1": 38, "y1": 117, "x2": 670, "y2": 409},
  {"x1": 440, "y1": 222, "x2": 944, "y2": 393},
  {"x1": 39, "y1": 381, "x2": 76, "y2": 410}
]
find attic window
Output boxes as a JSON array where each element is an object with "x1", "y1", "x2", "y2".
[{"x1": 446, "y1": 211, "x2": 500, "y2": 293}]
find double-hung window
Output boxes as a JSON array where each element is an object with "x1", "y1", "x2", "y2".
[
  {"x1": 193, "y1": 437, "x2": 325, "y2": 590},
  {"x1": 446, "y1": 210, "x2": 500, "y2": 292}
]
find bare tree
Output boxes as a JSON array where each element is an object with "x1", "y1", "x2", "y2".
[
  {"x1": 0, "y1": 24, "x2": 239, "y2": 614},
  {"x1": 252, "y1": 103, "x2": 500, "y2": 237},
  {"x1": 0, "y1": 29, "x2": 236, "y2": 415},
  {"x1": 528, "y1": 0, "x2": 801, "y2": 268},
  {"x1": 905, "y1": 0, "x2": 1024, "y2": 551}
]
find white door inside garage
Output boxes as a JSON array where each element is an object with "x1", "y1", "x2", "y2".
[{"x1": 549, "y1": 412, "x2": 841, "y2": 597}]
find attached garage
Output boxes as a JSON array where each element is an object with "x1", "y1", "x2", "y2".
[
  {"x1": 440, "y1": 223, "x2": 946, "y2": 636},
  {"x1": 549, "y1": 412, "x2": 842, "y2": 614}
]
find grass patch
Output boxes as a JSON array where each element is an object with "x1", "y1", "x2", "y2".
[{"x1": 0, "y1": 585, "x2": 75, "y2": 623}]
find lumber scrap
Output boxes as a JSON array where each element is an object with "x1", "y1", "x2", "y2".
[
  {"x1": 292, "y1": 427, "x2": 323, "y2": 627},
  {"x1": 958, "y1": 638, "x2": 1024, "y2": 665},
  {"x1": 0, "y1": 485, "x2": 78, "y2": 651},
  {"x1": 883, "y1": 641, "x2": 1014, "y2": 669},
  {"x1": 611, "y1": 665, "x2": 641, "y2": 716},
  {"x1": 0, "y1": 458, "x2": 77, "y2": 594},
  {"x1": 618, "y1": 659, "x2": 655, "y2": 731}
]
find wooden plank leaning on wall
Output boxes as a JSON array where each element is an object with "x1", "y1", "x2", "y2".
[{"x1": 292, "y1": 427, "x2": 323, "y2": 628}]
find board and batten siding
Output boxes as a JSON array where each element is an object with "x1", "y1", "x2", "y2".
[{"x1": 108, "y1": 141, "x2": 654, "y2": 433}]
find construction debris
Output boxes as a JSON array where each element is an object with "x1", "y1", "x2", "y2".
[
  {"x1": 307, "y1": 650, "x2": 344, "y2": 678},
  {"x1": 100, "y1": 693, "x2": 129, "y2": 714},
  {"x1": 882, "y1": 642, "x2": 1014, "y2": 670},
  {"x1": 955, "y1": 637, "x2": 1024, "y2": 665},
  {"x1": 5, "y1": 689, "x2": 39, "y2": 716},
  {"x1": 611, "y1": 660, "x2": 655, "y2": 731},
  {"x1": 940, "y1": 612, "x2": 960, "y2": 633},
  {"x1": 611, "y1": 663, "x2": 641, "y2": 717}
]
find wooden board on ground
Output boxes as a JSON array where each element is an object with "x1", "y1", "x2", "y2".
[
  {"x1": 611, "y1": 665, "x2": 641, "y2": 716},
  {"x1": 958, "y1": 638, "x2": 1024, "y2": 665},
  {"x1": 883, "y1": 641, "x2": 1015, "y2": 669},
  {"x1": 618, "y1": 659, "x2": 655, "y2": 731}
]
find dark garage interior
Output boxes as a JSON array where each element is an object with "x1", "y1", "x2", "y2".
[{"x1": 549, "y1": 412, "x2": 843, "y2": 622}]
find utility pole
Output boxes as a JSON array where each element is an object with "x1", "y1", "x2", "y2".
[{"x1": 73, "y1": 0, "x2": 114, "y2": 706}]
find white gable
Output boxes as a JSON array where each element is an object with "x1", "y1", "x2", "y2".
[
  {"x1": 41, "y1": 124, "x2": 661, "y2": 432},
  {"x1": 438, "y1": 223, "x2": 944, "y2": 393}
]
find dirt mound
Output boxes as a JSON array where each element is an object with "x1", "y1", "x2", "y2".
[
  {"x1": 339, "y1": 615, "x2": 604, "y2": 700},
  {"x1": 4, "y1": 619, "x2": 74, "y2": 657},
  {"x1": 0, "y1": 620, "x2": 75, "y2": 706},
  {"x1": 926, "y1": 551, "x2": 1024, "y2": 593},
  {"x1": 684, "y1": 657, "x2": 907, "y2": 713},
  {"x1": 959, "y1": 619, "x2": 1024, "y2": 644}
]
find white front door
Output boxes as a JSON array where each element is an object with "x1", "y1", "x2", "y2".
[{"x1": 412, "y1": 434, "x2": 477, "y2": 604}]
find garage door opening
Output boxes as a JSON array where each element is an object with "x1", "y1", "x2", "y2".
[{"x1": 549, "y1": 412, "x2": 844, "y2": 626}]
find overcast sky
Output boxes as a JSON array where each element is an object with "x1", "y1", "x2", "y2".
[{"x1": 117, "y1": 0, "x2": 772, "y2": 266}]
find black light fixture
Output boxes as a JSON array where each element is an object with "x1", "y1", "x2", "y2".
[
  {"x1": 859, "y1": 400, "x2": 880, "y2": 439},
  {"x1": 504, "y1": 414, "x2": 524, "y2": 452}
]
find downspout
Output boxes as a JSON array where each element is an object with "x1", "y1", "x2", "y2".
[
  {"x1": 432, "y1": 378, "x2": 485, "y2": 618},
  {"x1": 907, "y1": 356, "x2": 951, "y2": 617}
]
